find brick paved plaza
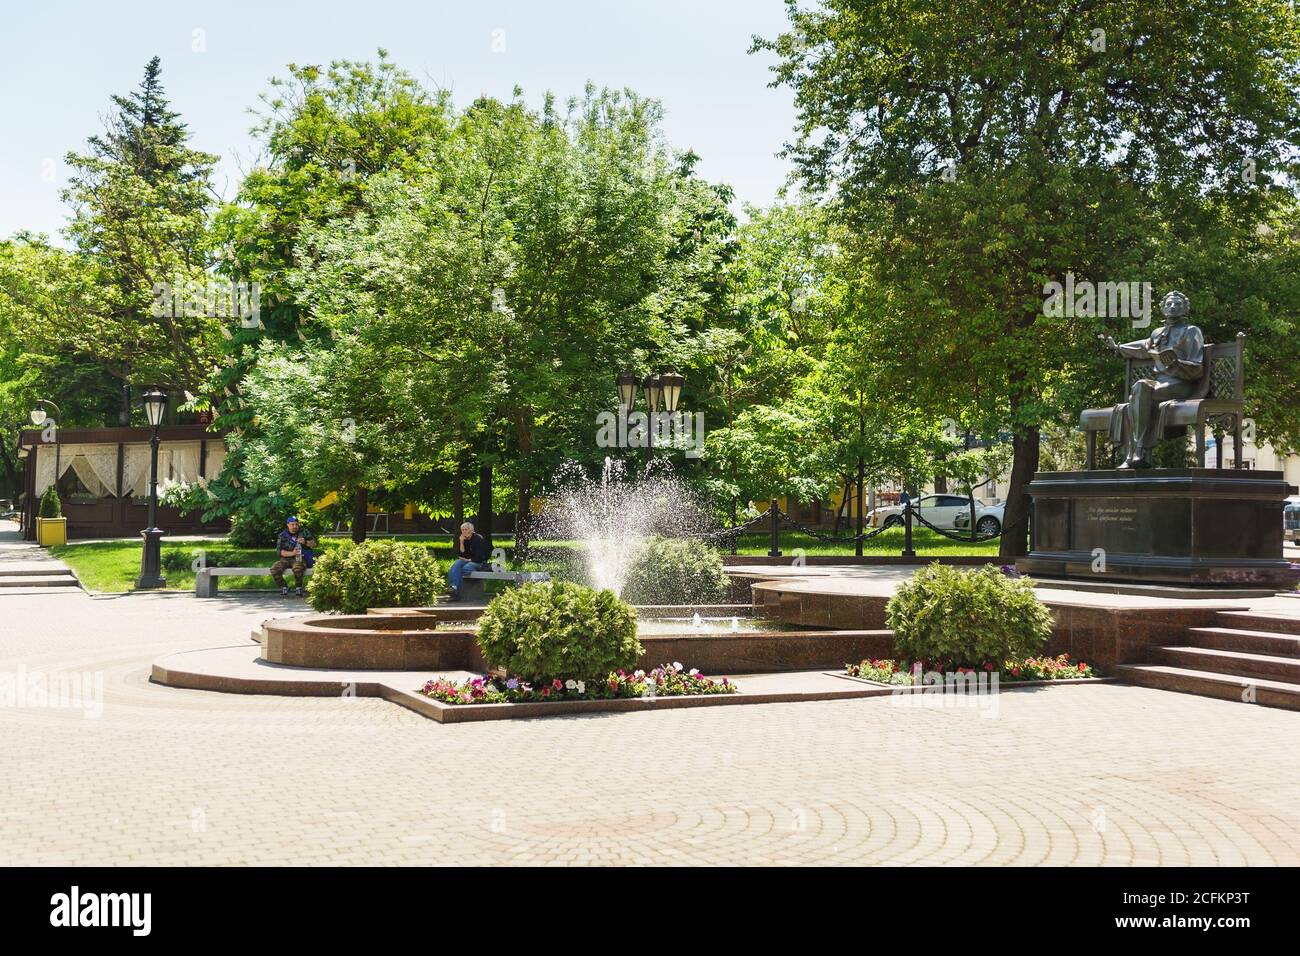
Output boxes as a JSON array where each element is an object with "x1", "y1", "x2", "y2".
[{"x1": 4, "y1": 584, "x2": 1299, "y2": 866}]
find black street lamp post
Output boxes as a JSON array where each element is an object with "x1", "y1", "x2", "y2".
[
  {"x1": 136, "y1": 388, "x2": 168, "y2": 589},
  {"x1": 29, "y1": 398, "x2": 63, "y2": 490},
  {"x1": 617, "y1": 370, "x2": 684, "y2": 463}
]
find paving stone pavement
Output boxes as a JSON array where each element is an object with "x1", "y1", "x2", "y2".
[{"x1": 2, "y1": 585, "x2": 1300, "y2": 866}]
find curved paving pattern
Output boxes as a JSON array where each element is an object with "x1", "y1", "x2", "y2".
[{"x1": 2, "y1": 577, "x2": 1300, "y2": 864}]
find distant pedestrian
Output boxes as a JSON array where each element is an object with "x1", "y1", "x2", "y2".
[
  {"x1": 447, "y1": 522, "x2": 490, "y2": 600},
  {"x1": 271, "y1": 516, "x2": 316, "y2": 597}
]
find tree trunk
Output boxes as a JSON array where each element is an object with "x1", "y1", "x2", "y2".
[
  {"x1": 999, "y1": 426, "x2": 1040, "y2": 558},
  {"x1": 120, "y1": 379, "x2": 132, "y2": 426},
  {"x1": 854, "y1": 455, "x2": 865, "y2": 557},
  {"x1": 833, "y1": 475, "x2": 851, "y2": 534},
  {"x1": 934, "y1": 473, "x2": 948, "y2": 493},
  {"x1": 476, "y1": 462, "x2": 494, "y2": 551},
  {"x1": 351, "y1": 486, "x2": 368, "y2": 544}
]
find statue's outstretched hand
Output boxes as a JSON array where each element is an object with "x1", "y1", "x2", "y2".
[{"x1": 1098, "y1": 333, "x2": 1118, "y2": 353}]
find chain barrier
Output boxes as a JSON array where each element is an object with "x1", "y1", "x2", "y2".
[
  {"x1": 908, "y1": 507, "x2": 1002, "y2": 543},
  {"x1": 776, "y1": 511, "x2": 893, "y2": 543},
  {"x1": 694, "y1": 508, "x2": 773, "y2": 541},
  {"x1": 908, "y1": 505, "x2": 1030, "y2": 544},
  {"x1": 692, "y1": 501, "x2": 1029, "y2": 553}
]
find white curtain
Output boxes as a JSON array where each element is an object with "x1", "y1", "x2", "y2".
[
  {"x1": 167, "y1": 442, "x2": 202, "y2": 483},
  {"x1": 34, "y1": 443, "x2": 104, "y2": 496},
  {"x1": 69, "y1": 456, "x2": 111, "y2": 498},
  {"x1": 203, "y1": 442, "x2": 227, "y2": 481},
  {"x1": 122, "y1": 444, "x2": 153, "y2": 498},
  {"x1": 77, "y1": 444, "x2": 120, "y2": 496},
  {"x1": 36, "y1": 439, "x2": 227, "y2": 498}
]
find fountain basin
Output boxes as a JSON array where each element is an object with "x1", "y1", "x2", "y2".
[{"x1": 261, "y1": 604, "x2": 892, "y2": 673}]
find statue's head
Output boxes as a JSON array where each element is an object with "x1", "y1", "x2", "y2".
[{"x1": 1160, "y1": 291, "x2": 1190, "y2": 324}]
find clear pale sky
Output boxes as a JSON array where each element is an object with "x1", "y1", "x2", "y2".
[{"x1": 0, "y1": 0, "x2": 799, "y2": 240}]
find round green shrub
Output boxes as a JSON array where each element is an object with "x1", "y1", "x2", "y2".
[
  {"x1": 38, "y1": 487, "x2": 62, "y2": 519},
  {"x1": 306, "y1": 539, "x2": 441, "y2": 614},
  {"x1": 621, "y1": 536, "x2": 729, "y2": 605},
  {"x1": 886, "y1": 563, "x2": 1051, "y2": 667},
  {"x1": 476, "y1": 581, "x2": 642, "y2": 681}
]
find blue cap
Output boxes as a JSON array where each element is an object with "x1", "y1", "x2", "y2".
[{"x1": 286, "y1": 516, "x2": 299, "y2": 524}]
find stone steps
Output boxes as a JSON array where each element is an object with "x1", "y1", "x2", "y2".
[
  {"x1": 1213, "y1": 611, "x2": 1300, "y2": 636},
  {"x1": 1185, "y1": 626, "x2": 1300, "y2": 656},
  {"x1": 1115, "y1": 664, "x2": 1300, "y2": 711},
  {"x1": 1153, "y1": 644, "x2": 1300, "y2": 682},
  {"x1": 1118, "y1": 607, "x2": 1300, "y2": 710},
  {"x1": 0, "y1": 571, "x2": 78, "y2": 588}
]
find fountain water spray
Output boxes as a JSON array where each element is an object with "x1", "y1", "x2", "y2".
[{"x1": 535, "y1": 457, "x2": 710, "y2": 597}]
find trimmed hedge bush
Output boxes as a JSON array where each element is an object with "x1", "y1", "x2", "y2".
[
  {"x1": 621, "y1": 536, "x2": 729, "y2": 605},
  {"x1": 307, "y1": 539, "x2": 441, "y2": 614},
  {"x1": 476, "y1": 581, "x2": 642, "y2": 681},
  {"x1": 886, "y1": 563, "x2": 1051, "y2": 667},
  {"x1": 38, "y1": 486, "x2": 62, "y2": 519}
]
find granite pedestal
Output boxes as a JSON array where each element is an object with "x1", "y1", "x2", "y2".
[{"x1": 1017, "y1": 468, "x2": 1299, "y2": 588}]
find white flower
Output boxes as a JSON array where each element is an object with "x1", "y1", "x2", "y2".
[
  {"x1": 672, "y1": 662, "x2": 684, "y2": 672},
  {"x1": 689, "y1": 668, "x2": 699, "y2": 676},
  {"x1": 564, "y1": 679, "x2": 577, "y2": 690},
  {"x1": 633, "y1": 670, "x2": 645, "y2": 679},
  {"x1": 576, "y1": 681, "x2": 585, "y2": 694}
]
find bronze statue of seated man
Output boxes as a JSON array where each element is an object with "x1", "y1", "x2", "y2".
[{"x1": 1099, "y1": 290, "x2": 1205, "y2": 469}]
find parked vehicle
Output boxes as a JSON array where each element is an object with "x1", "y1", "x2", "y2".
[
  {"x1": 868, "y1": 494, "x2": 1002, "y2": 533},
  {"x1": 954, "y1": 500, "x2": 1005, "y2": 536},
  {"x1": 1284, "y1": 496, "x2": 1300, "y2": 544}
]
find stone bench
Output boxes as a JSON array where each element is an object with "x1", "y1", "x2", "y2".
[
  {"x1": 195, "y1": 566, "x2": 312, "y2": 598},
  {"x1": 459, "y1": 569, "x2": 550, "y2": 602}
]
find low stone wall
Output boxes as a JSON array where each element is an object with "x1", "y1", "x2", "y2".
[
  {"x1": 748, "y1": 579, "x2": 1241, "y2": 673},
  {"x1": 262, "y1": 607, "x2": 892, "y2": 674}
]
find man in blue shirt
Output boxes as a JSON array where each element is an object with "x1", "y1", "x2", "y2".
[
  {"x1": 272, "y1": 516, "x2": 316, "y2": 597},
  {"x1": 448, "y1": 521, "x2": 490, "y2": 600}
]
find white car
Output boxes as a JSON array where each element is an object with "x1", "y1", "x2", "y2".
[
  {"x1": 953, "y1": 500, "x2": 1004, "y2": 536},
  {"x1": 869, "y1": 494, "x2": 1000, "y2": 533}
]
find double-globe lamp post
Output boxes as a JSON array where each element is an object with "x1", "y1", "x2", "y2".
[
  {"x1": 616, "y1": 370, "x2": 684, "y2": 458},
  {"x1": 135, "y1": 388, "x2": 168, "y2": 590},
  {"x1": 28, "y1": 398, "x2": 63, "y2": 480}
]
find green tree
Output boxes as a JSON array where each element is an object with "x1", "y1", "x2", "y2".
[
  {"x1": 758, "y1": 0, "x2": 1300, "y2": 555},
  {"x1": 199, "y1": 53, "x2": 456, "y2": 537},
  {"x1": 56, "y1": 56, "x2": 221, "y2": 419},
  {"x1": 284, "y1": 85, "x2": 733, "y2": 550}
]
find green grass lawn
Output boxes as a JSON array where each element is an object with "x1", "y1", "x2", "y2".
[
  {"x1": 726, "y1": 527, "x2": 1002, "y2": 558},
  {"x1": 50, "y1": 526, "x2": 997, "y2": 593},
  {"x1": 50, "y1": 535, "x2": 517, "y2": 593}
]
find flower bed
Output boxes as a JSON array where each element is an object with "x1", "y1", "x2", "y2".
[
  {"x1": 846, "y1": 653, "x2": 1098, "y2": 684},
  {"x1": 419, "y1": 662, "x2": 738, "y2": 705}
]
